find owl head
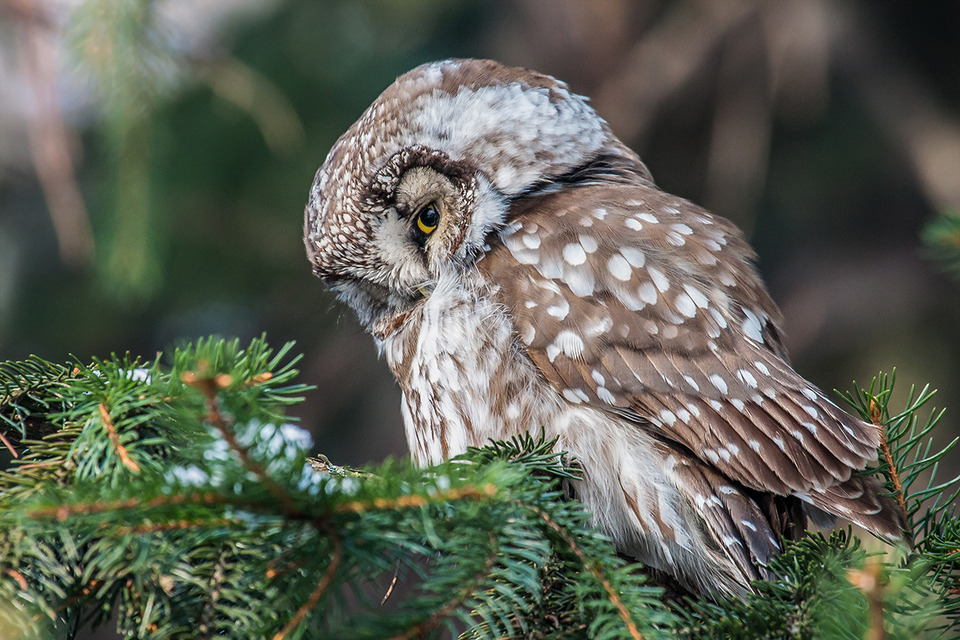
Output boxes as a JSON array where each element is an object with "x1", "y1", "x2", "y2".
[{"x1": 304, "y1": 59, "x2": 647, "y2": 331}]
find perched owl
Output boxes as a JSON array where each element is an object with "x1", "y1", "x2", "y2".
[{"x1": 304, "y1": 59, "x2": 903, "y2": 597}]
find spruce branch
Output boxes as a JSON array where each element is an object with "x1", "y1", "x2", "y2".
[
  {"x1": 181, "y1": 364, "x2": 299, "y2": 517},
  {"x1": 97, "y1": 403, "x2": 141, "y2": 474},
  {"x1": 532, "y1": 504, "x2": 644, "y2": 640},
  {"x1": 2, "y1": 339, "x2": 959, "y2": 639},
  {"x1": 271, "y1": 533, "x2": 342, "y2": 640},
  {"x1": 842, "y1": 370, "x2": 959, "y2": 542}
]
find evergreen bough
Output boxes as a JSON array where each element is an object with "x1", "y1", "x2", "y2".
[{"x1": 0, "y1": 336, "x2": 956, "y2": 639}]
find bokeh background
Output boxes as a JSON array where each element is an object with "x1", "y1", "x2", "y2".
[{"x1": 2, "y1": 0, "x2": 959, "y2": 477}]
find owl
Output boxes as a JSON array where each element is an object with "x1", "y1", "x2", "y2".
[{"x1": 304, "y1": 59, "x2": 903, "y2": 597}]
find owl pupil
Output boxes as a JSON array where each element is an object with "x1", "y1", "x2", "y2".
[{"x1": 416, "y1": 203, "x2": 440, "y2": 234}]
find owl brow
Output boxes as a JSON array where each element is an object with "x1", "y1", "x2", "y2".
[{"x1": 364, "y1": 146, "x2": 476, "y2": 210}]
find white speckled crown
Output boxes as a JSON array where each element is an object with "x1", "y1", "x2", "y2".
[{"x1": 304, "y1": 59, "x2": 631, "y2": 281}]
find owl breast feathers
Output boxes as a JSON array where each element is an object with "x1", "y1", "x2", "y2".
[{"x1": 304, "y1": 59, "x2": 904, "y2": 597}]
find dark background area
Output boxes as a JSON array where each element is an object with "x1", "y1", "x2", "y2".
[{"x1": 2, "y1": 0, "x2": 958, "y2": 477}]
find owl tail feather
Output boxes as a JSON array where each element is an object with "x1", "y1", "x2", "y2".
[{"x1": 807, "y1": 474, "x2": 907, "y2": 544}]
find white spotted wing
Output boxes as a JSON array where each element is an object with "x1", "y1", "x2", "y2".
[{"x1": 481, "y1": 181, "x2": 887, "y2": 516}]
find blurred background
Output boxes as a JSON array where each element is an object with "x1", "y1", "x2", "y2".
[{"x1": 2, "y1": 0, "x2": 959, "y2": 475}]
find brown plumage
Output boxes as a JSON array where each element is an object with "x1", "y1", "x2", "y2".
[{"x1": 304, "y1": 59, "x2": 904, "y2": 596}]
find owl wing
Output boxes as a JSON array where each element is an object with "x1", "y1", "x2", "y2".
[{"x1": 480, "y1": 181, "x2": 897, "y2": 535}]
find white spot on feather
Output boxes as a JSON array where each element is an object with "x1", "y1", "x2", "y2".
[
  {"x1": 578, "y1": 234, "x2": 598, "y2": 253},
  {"x1": 563, "y1": 243, "x2": 587, "y2": 266},
  {"x1": 596, "y1": 387, "x2": 616, "y2": 405},
  {"x1": 519, "y1": 322, "x2": 535, "y2": 345},
  {"x1": 741, "y1": 308, "x2": 764, "y2": 343},
  {"x1": 584, "y1": 315, "x2": 613, "y2": 337},
  {"x1": 660, "y1": 410, "x2": 677, "y2": 426},
  {"x1": 709, "y1": 308, "x2": 728, "y2": 329},
  {"x1": 546, "y1": 330, "x2": 585, "y2": 362},
  {"x1": 562, "y1": 268, "x2": 595, "y2": 296},
  {"x1": 709, "y1": 374, "x2": 728, "y2": 394},
  {"x1": 674, "y1": 292, "x2": 697, "y2": 318},
  {"x1": 648, "y1": 267, "x2": 670, "y2": 293},
  {"x1": 683, "y1": 284, "x2": 711, "y2": 309},
  {"x1": 546, "y1": 299, "x2": 570, "y2": 319},
  {"x1": 737, "y1": 369, "x2": 758, "y2": 388},
  {"x1": 511, "y1": 247, "x2": 540, "y2": 265},
  {"x1": 667, "y1": 232, "x2": 685, "y2": 246},
  {"x1": 636, "y1": 212, "x2": 658, "y2": 224},
  {"x1": 637, "y1": 282, "x2": 658, "y2": 305},
  {"x1": 620, "y1": 247, "x2": 646, "y2": 268},
  {"x1": 607, "y1": 254, "x2": 632, "y2": 281}
]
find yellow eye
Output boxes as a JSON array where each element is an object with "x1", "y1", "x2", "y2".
[{"x1": 416, "y1": 203, "x2": 440, "y2": 235}]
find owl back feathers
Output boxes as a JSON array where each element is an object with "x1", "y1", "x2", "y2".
[{"x1": 480, "y1": 174, "x2": 904, "y2": 546}]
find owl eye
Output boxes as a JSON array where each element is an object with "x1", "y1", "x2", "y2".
[{"x1": 416, "y1": 202, "x2": 440, "y2": 235}]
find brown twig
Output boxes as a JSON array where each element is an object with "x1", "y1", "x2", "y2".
[
  {"x1": 847, "y1": 557, "x2": 887, "y2": 640},
  {"x1": 333, "y1": 484, "x2": 497, "y2": 515},
  {"x1": 109, "y1": 516, "x2": 240, "y2": 536},
  {"x1": 380, "y1": 560, "x2": 401, "y2": 606},
  {"x1": 98, "y1": 403, "x2": 141, "y2": 473},
  {"x1": 12, "y1": 459, "x2": 61, "y2": 471},
  {"x1": 266, "y1": 557, "x2": 307, "y2": 581},
  {"x1": 3, "y1": 568, "x2": 28, "y2": 591},
  {"x1": 34, "y1": 579, "x2": 101, "y2": 621},
  {"x1": 28, "y1": 491, "x2": 224, "y2": 521},
  {"x1": 870, "y1": 399, "x2": 908, "y2": 518},
  {"x1": 386, "y1": 533, "x2": 499, "y2": 640},
  {"x1": 271, "y1": 534, "x2": 343, "y2": 640},
  {"x1": 0, "y1": 430, "x2": 19, "y2": 458},
  {"x1": 533, "y1": 505, "x2": 644, "y2": 640},
  {"x1": 198, "y1": 545, "x2": 229, "y2": 639},
  {"x1": 181, "y1": 369, "x2": 300, "y2": 517}
]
